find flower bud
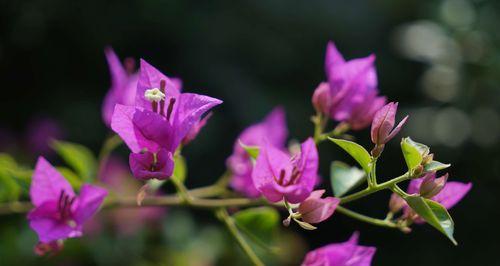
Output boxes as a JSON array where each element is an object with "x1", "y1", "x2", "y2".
[
  {"x1": 312, "y1": 82, "x2": 332, "y2": 115},
  {"x1": 420, "y1": 173, "x2": 448, "y2": 198},
  {"x1": 34, "y1": 240, "x2": 64, "y2": 256},
  {"x1": 298, "y1": 190, "x2": 339, "y2": 224},
  {"x1": 412, "y1": 165, "x2": 424, "y2": 178},
  {"x1": 370, "y1": 102, "x2": 409, "y2": 145},
  {"x1": 388, "y1": 193, "x2": 406, "y2": 213},
  {"x1": 422, "y1": 153, "x2": 434, "y2": 165}
]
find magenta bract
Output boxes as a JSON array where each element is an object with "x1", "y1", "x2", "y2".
[
  {"x1": 110, "y1": 59, "x2": 222, "y2": 180},
  {"x1": 252, "y1": 138, "x2": 318, "y2": 204},
  {"x1": 27, "y1": 157, "x2": 107, "y2": 245},
  {"x1": 102, "y1": 48, "x2": 139, "y2": 127},
  {"x1": 317, "y1": 42, "x2": 387, "y2": 130},
  {"x1": 298, "y1": 190, "x2": 340, "y2": 224},
  {"x1": 227, "y1": 107, "x2": 288, "y2": 198},
  {"x1": 302, "y1": 232, "x2": 376, "y2": 266}
]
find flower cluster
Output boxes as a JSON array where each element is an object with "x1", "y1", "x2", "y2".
[{"x1": 14, "y1": 41, "x2": 472, "y2": 265}]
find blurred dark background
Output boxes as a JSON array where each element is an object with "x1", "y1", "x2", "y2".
[{"x1": 1, "y1": 0, "x2": 499, "y2": 265}]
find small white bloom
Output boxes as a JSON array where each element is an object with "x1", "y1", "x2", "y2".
[{"x1": 144, "y1": 88, "x2": 165, "y2": 102}]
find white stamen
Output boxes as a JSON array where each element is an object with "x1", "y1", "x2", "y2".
[{"x1": 144, "y1": 88, "x2": 165, "y2": 102}]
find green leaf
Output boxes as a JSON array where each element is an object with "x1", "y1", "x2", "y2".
[
  {"x1": 424, "y1": 160, "x2": 451, "y2": 172},
  {"x1": 56, "y1": 167, "x2": 82, "y2": 190},
  {"x1": 328, "y1": 138, "x2": 372, "y2": 173},
  {"x1": 0, "y1": 154, "x2": 30, "y2": 200},
  {"x1": 404, "y1": 195, "x2": 457, "y2": 245},
  {"x1": 51, "y1": 140, "x2": 97, "y2": 182},
  {"x1": 171, "y1": 154, "x2": 187, "y2": 184},
  {"x1": 234, "y1": 207, "x2": 279, "y2": 244},
  {"x1": 330, "y1": 161, "x2": 366, "y2": 197},
  {"x1": 401, "y1": 137, "x2": 426, "y2": 171},
  {"x1": 238, "y1": 140, "x2": 260, "y2": 160}
]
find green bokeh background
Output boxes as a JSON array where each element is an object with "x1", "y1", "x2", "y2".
[{"x1": 1, "y1": 0, "x2": 499, "y2": 265}]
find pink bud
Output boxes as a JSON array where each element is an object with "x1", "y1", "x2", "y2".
[
  {"x1": 388, "y1": 193, "x2": 406, "y2": 213},
  {"x1": 312, "y1": 82, "x2": 332, "y2": 115},
  {"x1": 370, "y1": 102, "x2": 408, "y2": 145},
  {"x1": 298, "y1": 190, "x2": 339, "y2": 224},
  {"x1": 420, "y1": 173, "x2": 448, "y2": 198}
]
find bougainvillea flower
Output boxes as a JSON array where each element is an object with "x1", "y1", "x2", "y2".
[
  {"x1": 371, "y1": 102, "x2": 408, "y2": 145},
  {"x1": 302, "y1": 232, "x2": 376, "y2": 266},
  {"x1": 298, "y1": 190, "x2": 339, "y2": 224},
  {"x1": 227, "y1": 107, "x2": 288, "y2": 198},
  {"x1": 252, "y1": 137, "x2": 318, "y2": 203},
  {"x1": 313, "y1": 41, "x2": 386, "y2": 130},
  {"x1": 28, "y1": 157, "x2": 107, "y2": 245},
  {"x1": 111, "y1": 59, "x2": 222, "y2": 180},
  {"x1": 102, "y1": 47, "x2": 139, "y2": 126},
  {"x1": 403, "y1": 172, "x2": 472, "y2": 223}
]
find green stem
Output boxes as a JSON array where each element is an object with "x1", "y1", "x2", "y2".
[
  {"x1": 336, "y1": 206, "x2": 397, "y2": 229},
  {"x1": 340, "y1": 172, "x2": 411, "y2": 204},
  {"x1": 170, "y1": 177, "x2": 193, "y2": 204},
  {"x1": 97, "y1": 134, "x2": 123, "y2": 177},
  {"x1": 216, "y1": 208, "x2": 264, "y2": 266}
]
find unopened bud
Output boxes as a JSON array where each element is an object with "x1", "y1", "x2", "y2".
[
  {"x1": 371, "y1": 102, "x2": 409, "y2": 145},
  {"x1": 312, "y1": 82, "x2": 332, "y2": 115},
  {"x1": 420, "y1": 173, "x2": 448, "y2": 198},
  {"x1": 388, "y1": 193, "x2": 406, "y2": 213}
]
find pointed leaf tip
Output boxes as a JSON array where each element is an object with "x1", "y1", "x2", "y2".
[{"x1": 328, "y1": 138, "x2": 372, "y2": 174}]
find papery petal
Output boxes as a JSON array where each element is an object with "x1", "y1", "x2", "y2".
[
  {"x1": 349, "y1": 95, "x2": 386, "y2": 130},
  {"x1": 111, "y1": 104, "x2": 173, "y2": 153},
  {"x1": 136, "y1": 59, "x2": 180, "y2": 110},
  {"x1": 182, "y1": 112, "x2": 212, "y2": 145},
  {"x1": 325, "y1": 42, "x2": 346, "y2": 84},
  {"x1": 74, "y1": 184, "x2": 108, "y2": 224},
  {"x1": 129, "y1": 149, "x2": 174, "y2": 180},
  {"x1": 432, "y1": 181, "x2": 472, "y2": 209},
  {"x1": 105, "y1": 47, "x2": 128, "y2": 92},
  {"x1": 30, "y1": 157, "x2": 74, "y2": 206},
  {"x1": 385, "y1": 115, "x2": 409, "y2": 143},
  {"x1": 299, "y1": 191, "x2": 339, "y2": 224},
  {"x1": 302, "y1": 232, "x2": 376, "y2": 266},
  {"x1": 287, "y1": 138, "x2": 318, "y2": 203},
  {"x1": 252, "y1": 145, "x2": 293, "y2": 202},
  {"x1": 237, "y1": 107, "x2": 287, "y2": 153},
  {"x1": 171, "y1": 93, "x2": 222, "y2": 147}
]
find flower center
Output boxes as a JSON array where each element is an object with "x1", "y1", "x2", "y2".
[
  {"x1": 58, "y1": 190, "x2": 75, "y2": 223},
  {"x1": 144, "y1": 88, "x2": 165, "y2": 102},
  {"x1": 274, "y1": 167, "x2": 302, "y2": 187},
  {"x1": 145, "y1": 80, "x2": 176, "y2": 121}
]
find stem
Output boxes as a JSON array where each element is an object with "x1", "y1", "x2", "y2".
[
  {"x1": 313, "y1": 112, "x2": 326, "y2": 144},
  {"x1": 216, "y1": 208, "x2": 264, "y2": 266},
  {"x1": 170, "y1": 177, "x2": 193, "y2": 204},
  {"x1": 368, "y1": 157, "x2": 378, "y2": 188},
  {"x1": 336, "y1": 206, "x2": 397, "y2": 229},
  {"x1": 340, "y1": 172, "x2": 410, "y2": 204}
]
